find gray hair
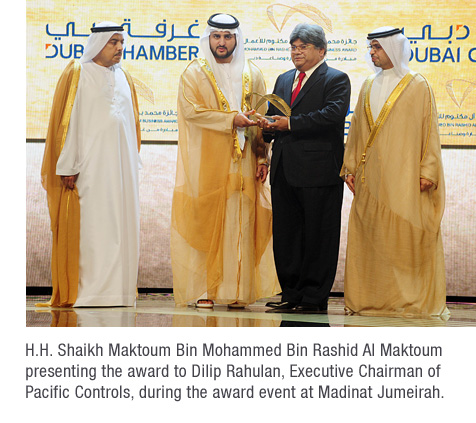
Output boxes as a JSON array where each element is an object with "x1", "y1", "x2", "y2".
[{"x1": 289, "y1": 23, "x2": 327, "y2": 52}]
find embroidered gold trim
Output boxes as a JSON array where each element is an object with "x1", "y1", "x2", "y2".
[
  {"x1": 197, "y1": 58, "x2": 243, "y2": 159},
  {"x1": 358, "y1": 71, "x2": 417, "y2": 181},
  {"x1": 241, "y1": 60, "x2": 253, "y2": 160},
  {"x1": 242, "y1": 60, "x2": 252, "y2": 112},
  {"x1": 363, "y1": 74, "x2": 376, "y2": 131},
  {"x1": 197, "y1": 58, "x2": 230, "y2": 112},
  {"x1": 419, "y1": 74, "x2": 433, "y2": 164}
]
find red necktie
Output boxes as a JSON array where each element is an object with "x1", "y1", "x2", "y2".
[{"x1": 291, "y1": 72, "x2": 306, "y2": 105}]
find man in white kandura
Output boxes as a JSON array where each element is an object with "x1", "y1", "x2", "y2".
[
  {"x1": 40, "y1": 21, "x2": 141, "y2": 307},
  {"x1": 171, "y1": 13, "x2": 280, "y2": 309},
  {"x1": 341, "y1": 27, "x2": 448, "y2": 317}
]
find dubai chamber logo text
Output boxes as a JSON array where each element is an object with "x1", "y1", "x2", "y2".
[{"x1": 45, "y1": 19, "x2": 201, "y2": 61}]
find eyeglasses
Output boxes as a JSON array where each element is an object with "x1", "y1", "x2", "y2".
[{"x1": 290, "y1": 44, "x2": 312, "y2": 53}]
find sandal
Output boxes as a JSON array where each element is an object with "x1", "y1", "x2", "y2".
[
  {"x1": 228, "y1": 303, "x2": 246, "y2": 309},
  {"x1": 195, "y1": 299, "x2": 214, "y2": 309}
]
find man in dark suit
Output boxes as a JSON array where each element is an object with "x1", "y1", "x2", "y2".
[{"x1": 259, "y1": 23, "x2": 351, "y2": 313}]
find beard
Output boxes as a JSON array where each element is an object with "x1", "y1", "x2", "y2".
[{"x1": 211, "y1": 44, "x2": 236, "y2": 60}]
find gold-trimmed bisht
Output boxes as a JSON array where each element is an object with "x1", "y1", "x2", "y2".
[{"x1": 357, "y1": 71, "x2": 417, "y2": 183}]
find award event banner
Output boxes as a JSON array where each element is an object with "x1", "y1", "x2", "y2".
[{"x1": 27, "y1": 0, "x2": 476, "y2": 144}]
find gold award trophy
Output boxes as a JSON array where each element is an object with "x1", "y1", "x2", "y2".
[{"x1": 248, "y1": 92, "x2": 291, "y2": 122}]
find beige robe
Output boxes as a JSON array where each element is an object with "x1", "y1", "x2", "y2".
[
  {"x1": 342, "y1": 72, "x2": 448, "y2": 317},
  {"x1": 171, "y1": 59, "x2": 280, "y2": 306}
]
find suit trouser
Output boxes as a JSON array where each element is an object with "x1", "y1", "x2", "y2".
[{"x1": 271, "y1": 158, "x2": 343, "y2": 306}]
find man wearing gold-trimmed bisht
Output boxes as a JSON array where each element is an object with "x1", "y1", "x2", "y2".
[
  {"x1": 39, "y1": 22, "x2": 141, "y2": 308},
  {"x1": 171, "y1": 13, "x2": 280, "y2": 308},
  {"x1": 341, "y1": 27, "x2": 448, "y2": 317}
]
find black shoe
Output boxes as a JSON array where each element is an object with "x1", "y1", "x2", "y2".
[
  {"x1": 265, "y1": 300, "x2": 285, "y2": 308},
  {"x1": 265, "y1": 302, "x2": 297, "y2": 313},
  {"x1": 292, "y1": 304, "x2": 328, "y2": 314}
]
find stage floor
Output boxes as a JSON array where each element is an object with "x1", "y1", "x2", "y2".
[{"x1": 26, "y1": 294, "x2": 476, "y2": 327}]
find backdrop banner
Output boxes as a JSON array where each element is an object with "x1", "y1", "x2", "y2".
[{"x1": 27, "y1": 0, "x2": 476, "y2": 145}]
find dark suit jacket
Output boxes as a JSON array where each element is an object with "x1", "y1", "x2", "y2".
[{"x1": 265, "y1": 62, "x2": 351, "y2": 187}]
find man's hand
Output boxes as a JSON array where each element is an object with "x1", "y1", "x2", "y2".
[
  {"x1": 234, "y1": 111, "x2": 257, "y2": 128},
  {"x1": 256, "y1": 164, "x2": 268, "y2": 183},
  {"x1": 345, "y1": 174, "x2": 355, "y2": 195},
  {"x1": 61, "y1": 174, "x2": 79, "y2": 190},
  {"x1": 267, "y1": 115, "x2": 289, "y2": 132},
  {"x1": 257, "y1": 117, "x2": 273, "y2": 131},
  {"x1": 420, "y1": 178, "x2": 434, "y2": 192}
]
